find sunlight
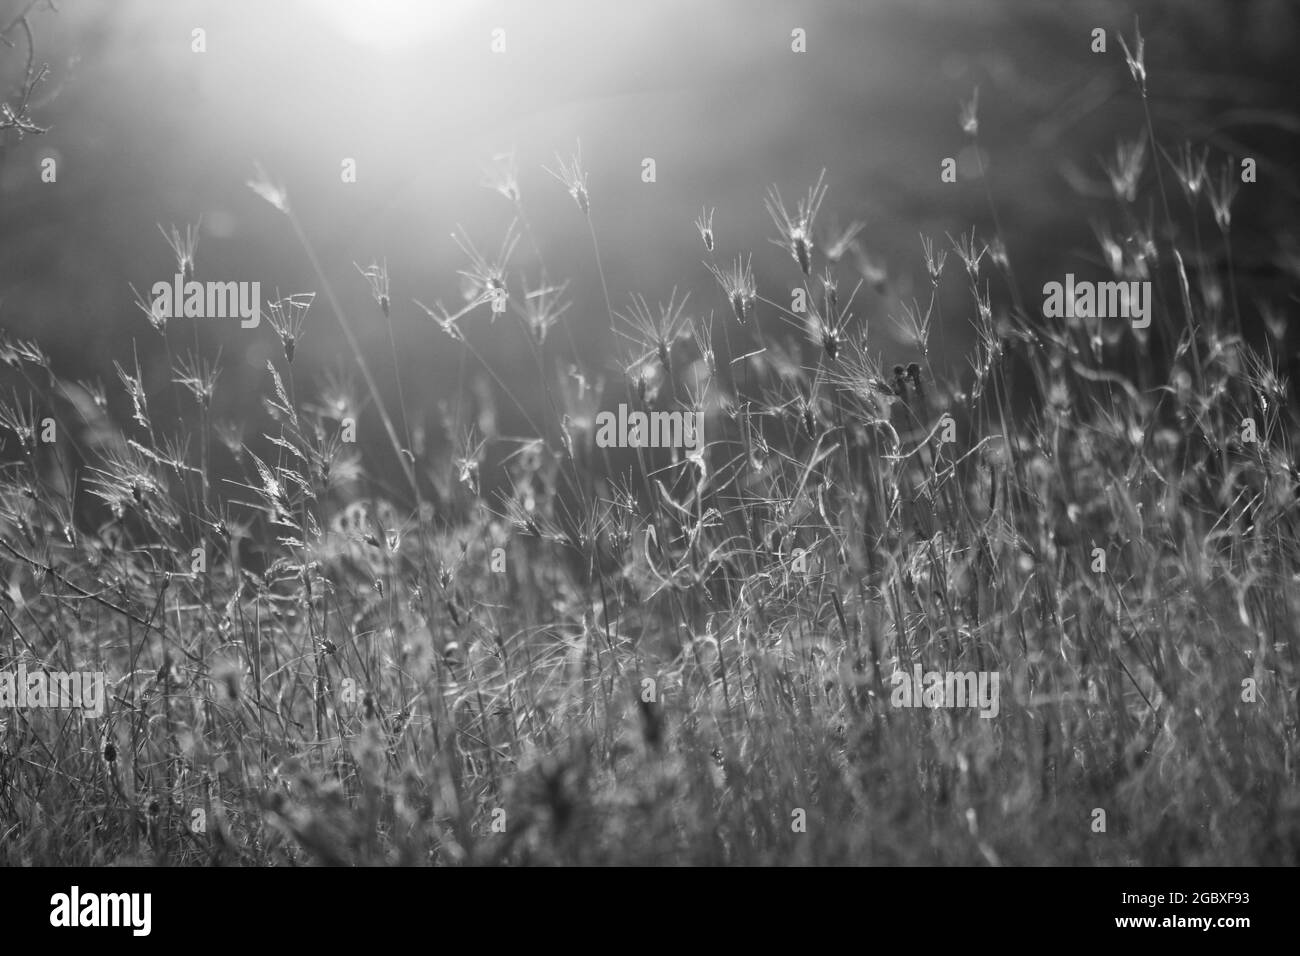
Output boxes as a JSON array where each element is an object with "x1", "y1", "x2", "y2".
[{"x1": 308, "y1": 0, "x2": 463, "y2": 51}]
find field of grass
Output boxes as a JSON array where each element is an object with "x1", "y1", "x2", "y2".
[{"x1": 2, "y1": 10, "x2": 1299, "y2": 866}]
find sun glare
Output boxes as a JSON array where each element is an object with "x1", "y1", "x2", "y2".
[{"x1": 309, "y1": 0, "x2": 460, "y2": 51}]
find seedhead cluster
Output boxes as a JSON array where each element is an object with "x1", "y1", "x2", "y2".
[{"x1": 1, "y1": 31, "x2": 1298, "y2": 867}]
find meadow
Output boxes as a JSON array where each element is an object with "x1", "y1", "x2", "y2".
[{"x1": 1, "y1": 3, "x2": 1298, "y2": 866}]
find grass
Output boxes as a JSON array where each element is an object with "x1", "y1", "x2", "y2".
[{"x1": 1, "y1": 20, "x2": 1298, "y2": 866}]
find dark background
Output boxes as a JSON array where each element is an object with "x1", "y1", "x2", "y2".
[{"x1": 2, "y1": 0, "x2": 1298, "y2": 467}]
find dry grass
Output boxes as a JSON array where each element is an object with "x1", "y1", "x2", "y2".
[{"x1": 1, "y1": 20, "x2": 1298, "y2": 866}]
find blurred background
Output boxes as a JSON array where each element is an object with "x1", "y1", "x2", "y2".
[{"x1": 2, "y1": 0, "x2": 1298, "y2": 475}]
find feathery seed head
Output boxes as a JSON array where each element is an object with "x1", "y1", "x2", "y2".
[
  {"x1": 266, "y1": 293, "x2": 315, "y2": 364},
  {"x1": 356, "y1": 260, "x2": 391, "y2": 318},
  {"x1": 1103, "y1": 135, "x2": 1148, "y2": 203},
  {"x1": 824, "y1": 219, "x2": 865, "y2": 264},
  {"x1": 766, "y1": 169, "x2": 827, "y2": 276},
  {"x1": 1166, "y1": 142, "x2": 1209, "y2": 205},
  {"x1": 544, "y1": 143, "x2": 590, "y2": 216},
  {"x1": 160, "y1": 220, "x2": 200, "y2": 281},
  {"x1": 522, "y1": 281, "x2": 571, "y2": 345},
  {"x1": 1207, "y1": 159, "x2": 1239, "y2": 233},
  {"x1": 453, "y1": 221, "x2": 520, "y2": 317},
  {"x1": 959, "y1": 86, "x2": 979, "y2": 137},
  {"x1": 691, "y1": 314, "x2": 717, "y2": 377},
  {"x1": 920, "y1": 234, "x2": 947, "y2": 286},
  {"x1": 172, "y1": 351, "x2": 221, "y2": 410},
  {"x1": 949, "y1": 227, "x2": 988, "y2": 280},
  {"x1": 616, "y1": 289, "x2": 691, "y2": 374},
  {"x1": 483, "y1": 150, "x2": 522, "y2": 203},
  {"x1": 707, "y1": 254, "x2": 756, "y2": 325},
  {"x1": 1118, "y1": 19, "x2": 1147, "y2": 93},
  {"x1": 694, "y1": 207, "x2": 715, "y2": 252},
  {"x1": 130, "y1": 283, "x2": 168, "y2": 333},
  {"x1": 821, "y1": 267, "x2": 838, "y2": 316},
  {"x1": 247, "y1": 162, "x2": 289, "y2": 214}
]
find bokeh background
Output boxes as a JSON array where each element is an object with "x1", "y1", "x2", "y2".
[{"x1": 2, "y1": 0, "x2": 1298, "y2": 474}]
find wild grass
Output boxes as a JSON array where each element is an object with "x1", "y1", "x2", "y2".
[{"x1": 1, "y1": 21, "x2": 1298, "y2": 866}]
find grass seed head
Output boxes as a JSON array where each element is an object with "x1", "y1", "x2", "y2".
[
  {"x1": 959, "y1": 86, "x2": 979, "y2": 137},
  {"x1": 707, "y1": 254, "x2": 756, "y2": 325},
  {"x1": 545, "y1": 143, "x2": 591, "y2": 216},
  {"x1": 766, "y1": 169, "x2": 828, "y2": 276},
  {"x1": 694, "y1": 207, "x2": 715, "y2": 252}
]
